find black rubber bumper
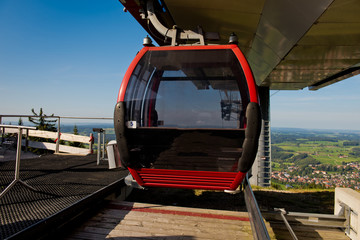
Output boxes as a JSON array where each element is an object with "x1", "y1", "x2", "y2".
[{"x1": 238, "y1": 102, "x2": 261, "y2": 172}]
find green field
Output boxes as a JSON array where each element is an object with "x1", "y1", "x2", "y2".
[
  {"x1": 275, "y1": 141, "x2": 358, "y2": 165},
  {"x1": 271, "y1": 128, "x2": 360, "y2": 170}
]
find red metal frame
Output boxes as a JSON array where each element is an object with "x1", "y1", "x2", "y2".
[
  {"x1": 118, "y1": 45, "x2": 258, "y2": 103},
  {"x1": 118, "y1": 47, "x2": 149, "y2": 102},
  {"x1": 118, "y1": 44, "x2": 258, "y2": 190},
  {"x1": 128, "y1": 168, "x2": 247, "y2": 190},
  {"x1": 231, "y1": 46, "x2": 258, "y2": 103}
]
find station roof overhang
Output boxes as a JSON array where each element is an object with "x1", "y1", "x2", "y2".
[{"x1": 119, "y1": 0, "x2": 360, "y2": 90}]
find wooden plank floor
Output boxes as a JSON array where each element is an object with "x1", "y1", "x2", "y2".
[
  {"x1": 64, "y1": 198, "x2": 349, "y2": 240},
  {"x1": 65, "y1": 200, "x2": 255, "y2": 240}
]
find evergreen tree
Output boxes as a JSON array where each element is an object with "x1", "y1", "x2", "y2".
[
  {"x1": 73, "y1": 125, "x2": 79, "y2": 135},
  {"x1": 18, "y1": 117, "x2": 23, "y2": 126},
  {"x1": 70, "y1": 124, "x2": 84, "y2": 148},
  {"x1": 28, "y1": 108, "x2": 58, "y2": 154},
  {"x1": 28, "y1": 108, "x2": 57, "y2": 131}
]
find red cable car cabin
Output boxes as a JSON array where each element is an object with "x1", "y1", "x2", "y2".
[{"x1": 114, "y1": 44, "x2": 261, "y2": 191}]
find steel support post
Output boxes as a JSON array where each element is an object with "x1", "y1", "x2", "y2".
[
  {"x1": 102, "y1": 131, "x2": 106, "y2": 160},
  {"x1": 55, "y1": 117, "x2": 61, "y2": 153},
  {"x1": 0, "y1": 117, "x2": 3, "y2": 144},
  {"x1": 97, "y1": 132, "x2": 101, "y2": 165},
  {"x1": 0, "y1": 125, "x2": 38, "y2": 199},
  {"x1": 250, "y1": 87, "x2": 271, "y2": 187}
]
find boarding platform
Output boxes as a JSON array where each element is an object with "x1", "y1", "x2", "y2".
[
  {"x1": 64, "y1": 199, "x2": 351, "y2": 240},
  {"x1": 0, "y1": 152, "x2": 352, "y2": 240},
  {"x1": 65, "y1": 200, "x2": 258, "y2": 239}
]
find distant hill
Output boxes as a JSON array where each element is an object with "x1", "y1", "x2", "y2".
[{"x1": 272, "y1": 127, "x2": 360, "y2": 134}]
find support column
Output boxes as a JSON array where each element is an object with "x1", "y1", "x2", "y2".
[
  {"x1": 55, "y1": 117, "x2": 61, "y2": 153},
  {"x1": 0, "y1": 116, "x2": 3, "y2": 144},
  {"x1": 250, "y1": 87, "x2": 271, "y2": 187}
]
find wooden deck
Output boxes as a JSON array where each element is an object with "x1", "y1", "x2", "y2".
[
  {"x1": 65, "y1": 200, "x2": 256, "y2": 240},
  {"x1": 65, "y1": 199, "x2": 349, "y2": 240}
]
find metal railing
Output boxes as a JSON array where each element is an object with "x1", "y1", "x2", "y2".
[{"x1": 243, "y1": 174, "x2": 270, "y2": 240}]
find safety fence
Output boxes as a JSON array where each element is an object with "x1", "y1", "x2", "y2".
[
  {"x1": 1, "y1": 125, "x2": 93, "y2": 155},
  {"x1": 0, "y1": 115, "x2": 113, "y2": 155}
]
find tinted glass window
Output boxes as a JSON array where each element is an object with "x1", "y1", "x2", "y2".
[{"x1": 124, "y1": 48, "x2": 249, "y2": 129}]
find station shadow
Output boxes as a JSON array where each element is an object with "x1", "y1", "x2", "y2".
[{"x1": 62, "y1": 200, "x2": 198, "y2": 239}]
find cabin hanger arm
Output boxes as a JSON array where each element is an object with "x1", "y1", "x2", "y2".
[{"x1": 146, "y1": 0, "x2": 219, "y2": 45}]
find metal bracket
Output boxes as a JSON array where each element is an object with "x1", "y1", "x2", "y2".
[
  {"x1": 124, "y1": 174, "x2": 145, "y2": 190},
  {"x1": 274, "y1": 208, "x2": 299, "y2": 240},
  {"x1": 339, "y1": 201, "x2": 358, "y2": 237},
  {"x1": 146, "y1": 0, "x2": 218, "y2": 46}
]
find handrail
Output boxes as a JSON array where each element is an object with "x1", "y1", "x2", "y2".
[
  {"x1": 0, "y1": 114, "x2": 113, "y2": 119},
  {"x1": 0, "y1": 124, "x2": 36, "y2": 130},
  {"x1": 243, "y1": 174, "x2": 270, "y2": 240},
  {"x1": 1, "y1": 126, "x2": 93, "y2": 155}
]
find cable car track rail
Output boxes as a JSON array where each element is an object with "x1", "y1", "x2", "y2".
[{"x1": 243, "y1": 174, "x2": 271, "y2": 240}]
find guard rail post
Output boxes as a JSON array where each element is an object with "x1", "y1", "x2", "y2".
[
  {"x1": 93, "y1": 128, "x2": 107, "y2": 165},
  {"x1": 0, "y1": 116, "x2": 3, "y2": 144},
  {"x1": 55, "y1": 117, "x2": 61, "y2": 153},
  {"x1": 89, "y1": 133, "x2": 94, "y2": 154},
  {"x1": 0, "y1": 124, "x2": 38, "y2": 199}
]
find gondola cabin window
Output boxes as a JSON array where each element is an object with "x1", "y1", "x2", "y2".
[{"x1": 123, "y1": 49, "x2": 250, "y2": 129}]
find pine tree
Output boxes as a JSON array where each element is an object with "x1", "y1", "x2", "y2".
[
  {"x1": 28, "y1": 108, "x2": 57, "y2": 131},
  {"x1": 73, "y1": 125, "x2": 79, "y2": 135},
  {"x1": 28, "y1": 108, "x2": 58, "y2": 154},
  {"x1": 70, "y1": 125, "x2": 84, "y2": 148}
]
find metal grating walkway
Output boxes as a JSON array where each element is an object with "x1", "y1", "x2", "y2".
[{"x1": 0, "y1": 154, "x2": 128, "y2": 239}]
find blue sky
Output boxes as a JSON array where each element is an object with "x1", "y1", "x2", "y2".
[
  {"x1": 270, "y1": 77, "x2": 360, "y2": 130},
  {"x1": 1, "y1": 0, "x2": 359, "y2": 130},
  {"x1": 0, "y1": 0, "x2": 147, "y2": 119}
]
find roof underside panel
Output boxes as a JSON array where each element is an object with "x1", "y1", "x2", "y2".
[
  {"x1": 248, "y1": 0, "x2": 334, "y2": 88},
  {"x1": 268, "y1": 0, "x2": 360, "y2": 90},
  {"x1": 119, "y1": 0, "x2": 360, "y2": 90}
]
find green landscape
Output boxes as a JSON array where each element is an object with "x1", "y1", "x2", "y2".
[{"x1": 271, "y1": 128, "x2": 360, "y2": 190}]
